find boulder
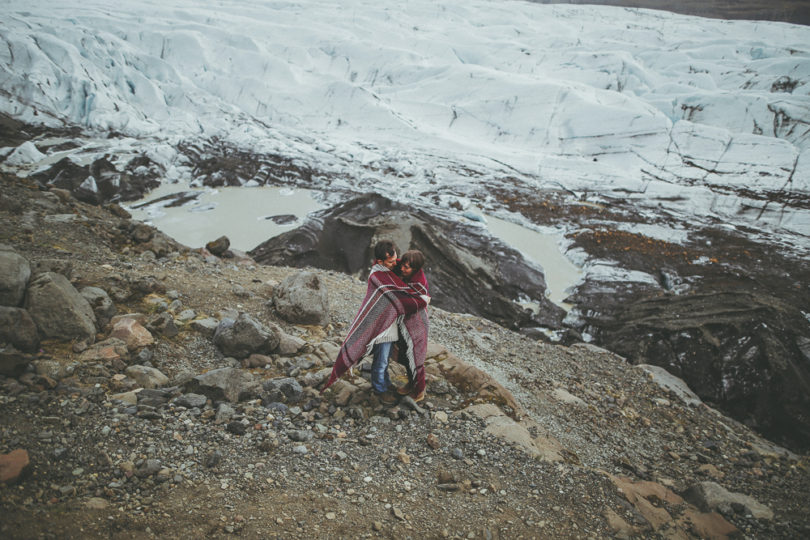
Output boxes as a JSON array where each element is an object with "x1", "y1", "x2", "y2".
[
  {"x1": 125, "y1": 365, "x2": 170, "y2": 389},
  {"x1": 80, "y1": 287, "x2": 117, "y2": 329},
  {"x1": 146, "y1": 312, "x2": 179, "y2": 337},
  {"x1": 185, "y1": 367, "x2": 259, "y2": 403},
  {"x1": 277, "y1": 332, "x2": 307, "y2": 356},
  {"x1": 206, "y1": 235, "x2": 230, "y2": 256},
  {"x1": 78, "y1": 338, "x2": 129, "y2": 364},
  {"x1": 213, "y1": 313, "x2": 280, "y2": 359},
  {"x1": 682, "y1": 481, "x2": 774, "y2": 520},
  {"x1": 173, "y1": 393, "x2": 208, "y2": 409},
  {"x1": 0, "y1": 306, "x2": 40, "y2": 352},
  {"x1": 25, "y1": 272, "x2": 97, "y2": 342},
  {"x1": 0, "y1": 251, "x2": 30, "y2": 307},
  {"x1": 190, "y1": 317, "x2": 219, "y2": 337},
  {"x1": 271, "y1": 271, "x2": 329, "y2": 326},
  {"x1": 261, "y1": 377, "x2": 304, "y2": 404},
  {"x1": 109, "y1": 318, "x2": 154, "y2": 349}
]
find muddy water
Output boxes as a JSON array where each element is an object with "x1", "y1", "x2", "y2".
[
  {"x1": 485, "y1": 214, "x2": 582, "y2": 310},
  {"x1": 126, "y1": 184, "x2": 322, "y2": 251}
]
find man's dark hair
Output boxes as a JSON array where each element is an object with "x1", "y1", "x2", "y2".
[
  {"x1": 373, "y1": 240, "x2": 397, "y2": 262},
  {"x1": 399, "y1": 250, "x2": 425, "y2": 273}
]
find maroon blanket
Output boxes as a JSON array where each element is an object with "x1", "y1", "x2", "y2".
[{"x1": 322, "y1": 264, "x2": 429, "y2": 393}]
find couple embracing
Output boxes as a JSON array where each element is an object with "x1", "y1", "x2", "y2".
[{"x1": 321, "y1": 240, "x2": 431, "y2": 404}]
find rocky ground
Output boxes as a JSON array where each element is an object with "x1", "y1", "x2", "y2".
[{"x1": 2, "y1": 175, "x2": 810, "y2": 539}]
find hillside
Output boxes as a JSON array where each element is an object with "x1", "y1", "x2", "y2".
[{"x1": 2, "y1": 175, "x2": 809, "y2": 539}]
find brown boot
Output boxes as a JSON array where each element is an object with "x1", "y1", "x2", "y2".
[
  {"x1": 410, "y1": 388, "x2": 425, "y2": 403},
  {"x1": 396, "y1": 382, "x2": 413, "y2": 396}
]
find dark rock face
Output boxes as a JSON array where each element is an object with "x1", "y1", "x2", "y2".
[
  {"x1": 250, "y1": 193, "x2": 566, "y2": 332},
  {"x1": 573, "y1": 284, "x2": 810, "y2": 451},
  {"x1": 29, "y1": 154, "x2": 163, "y2": 204}
]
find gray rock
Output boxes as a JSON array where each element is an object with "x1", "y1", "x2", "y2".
[
  {"x1": 261, "y1": 377, "x2": 304, "y2": 404},
  {"x1": 25, "y1": 272, "x2": 97, "y2": 342},
  {"x1": 277, "y1": 332, "x2": 307, "y2": 356},
  {"x1": 287, "y1": 429, "x2": 314, "y2": 442},
  {"x1": 146, "y1": 312, "x2": 179, "y2": 337},
  {"x1": 637, "y1": 364, "x2": 702, "y2": 406},
  {"x1": 271, "y1": 271, "x2": 329, "y2": 326},
  {"x1": 682, "y1": 481, "x2": 774, "y2": 520},
  {"x1": 0, "y1": 251, "x2": 30, "y2": 307},
  {"x1": 135, "y1": 459, "x2": 162, "y2": 478},
  {"x1": 190, "y1": 317, "x2": 219, "y2": 337},
  {"x1": 213, "y1": 313, "x2": 280, "y2": 358},
  {"x1": 174, "y1": 393, "x2": 208, "y2": 409},
  {"x1": 185, "y1": 367, "x2": 259, "y2": 403},
  {"x1": 176, "y1": 309, "x2": 196, "y2": 323},
  {"x1": 125, "y1": 365, "x2": 170, "y2": 389},
  {"x1": 80, "y1": 287, "x2": 117, "y2": 329},
  {"x1": 216, "y1": 403, "x2": 236, "y2": 422},
  {"x1": 204, "y1": 450, "x2": 222, "y2": 468},
  {"x1": 0, "y1": 306, "x2": 40, "y2": 352}
]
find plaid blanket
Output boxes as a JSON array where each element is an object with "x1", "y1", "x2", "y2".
[{"x1": 322, "y1": 264, "x2": 429, "y2": 393}]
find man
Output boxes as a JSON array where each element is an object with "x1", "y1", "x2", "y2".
[{"x1": 321, "y1": 241, "x2": 430, "y2": 405}]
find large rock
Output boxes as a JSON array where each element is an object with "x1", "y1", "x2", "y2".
[
  {"x1": 185, "y1": 367, "x2": 259, "y2": 403},
  {"x1": 0, "y1": 306, "x2": 40, "y2": 352},
  {"x1": 583, "y1": 288, "x2": 810, "y2": 451},
  {"x1": 272, "y1": 271, "x2": 329, "y2": 326},
  {"x1": 250, "y1": 193, "x2": 566, "y2": 331},
  {"x1": 80, "y1": 287, "x2": 117, "y2": 329},
  {"x1": 213, "y1": 313, "x2": 280, "y2": 359},
  {"x1": 125, "y1": 365, "x2": 169, "y2": 389},
  {"x1": 25, "y1": 272, "x2": 97, "y2": 342},
  {"x1": 0, "y1": 250, "x2": 30, "y2": 307},
  {"x1": 682, "y1": 481, "x2": 774, "y2": 520},
  {"x1": 261, "y1": 377, "x2": 304, "y2": 404},
  {"x1": 206, "y1": 235, "x2": 230, "y2": 256},
  {"x1": 109, "y1": 318, "x2": 154, "y2": 349}
]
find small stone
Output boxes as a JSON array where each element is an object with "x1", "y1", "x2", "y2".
[
  {"x1": 451, "y1": 448, "x2": 464, "y2": 460},
  {"x1": 372, "y1": 521, "x2": 383, "y2": 532},
  {"x1": 0, "y1": 449, "x2": 30, "y2": 484},
  {"x1": 325, "y1": 512, "x2": 336, "y2": 520},
  {"x1": 434, "y1": 411, "x2": 449, "y2": 423},
  {"x1": 426, "y1": 433, "x2": 440, "y2": 449},
  {"x1": 292, "y1": 445, "x2": 308, "y2": 455},
  {"x1": 392, "y1": 507, "x2": 405, "y2": 520},
  {"x1": 397, "y1": 449, "x2": 411, "y2": 464},
  {"x1": 84, "y1": 497, "x2": 109, "y2": 510}
]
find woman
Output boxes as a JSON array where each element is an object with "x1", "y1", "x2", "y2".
[{"x1": 392, "y1": 250, "x2": 430, "y2": 402}]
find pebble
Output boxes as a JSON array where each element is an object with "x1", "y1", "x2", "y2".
[
  {"x1": 451, "y1": 448, "x2": 464, "y2": 460},
  {"x1": 292, "y1": 445, "x2": 308, "y2": 455}
]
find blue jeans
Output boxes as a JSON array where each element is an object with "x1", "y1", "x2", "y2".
[{"x1": 370, "y1": 341, "x2": 393, "y2": 393}]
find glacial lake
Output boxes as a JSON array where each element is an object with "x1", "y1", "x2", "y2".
[{"x1": 127, "y1": 187, "x2": 582, "y2": 310}]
